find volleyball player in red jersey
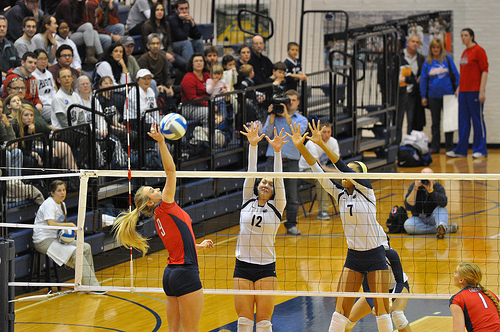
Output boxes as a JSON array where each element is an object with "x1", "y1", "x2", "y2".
[
  {"x1": 450, "y1": 262, "x2": 500, "y2": 332},
  {"x1": 114, "y1": 123, "x2": 214, "y2": 332}
]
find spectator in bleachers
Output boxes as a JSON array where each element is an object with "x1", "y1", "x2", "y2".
[
  {"x1": 262, "y1": 89, "x2": 308, "y2": 235},
  {"x1": 32, "y1": 49, "x2": 56, "y2": 124},
  {"x1": 94, "y1": 43, "x2": 131, "y2": 86},
  {"x1": 121, "y1": 36, "x2": 139, "y2": 83},
  {"x1": 5, "y1": 0, "x2": 43, "y2": 42},
  {"x1": 0, "y1": 15, "x2": 22, "y2": 83},
  {"x1": 206, "y1": 63, "x2": 228, "y2": 97},
  {"x1": 33, "y1": 180, "x2": 102, "y2": 289},
  {"x1": 270, "y1": 61, "x2": 295, "y2": 91},
  {"x1": 235, "y1": 44, "x2": 250, "y2": 71},
  {"x1": 298, "y1": 122, "x2": 339, "y2": 220},
  {"x1": 141, "y1": 2, "x2": 186, "y2": 72},
  {"x1": 14, "y1": 16, "x2": 37, "y2": 58},
  {"x1": 166, "y1": 0, "x2": 204, "y2": 64},
  {"x1": 75, "y1": 75, "x2": 106, "y2": 136},
  {"x1": 4, "y1": 93, "x2": 23, "y2": 121},
  {"x1": 127, "y1": 68, "x2": 157, "y2": 128},
  {"x1": 238, "y1": 64, "x2": 264, "y2": 122},
  {"x1": 180, "y1": 53, "x2": 210, "y2": 125},
  {"x1": 11, "y1": 104, "x2": 44, "y2": 166},
  {"x1": 248, "y1": 35, "x2": 273, "y2": 86},
  {"x1": 32, "y1": 15, "x2": 58, "y2": 64},
  {"x1": 127, "y1": 0, "x2": 155, "y2": 36},
  {"x1": 204, "y1": 45, "x2": 218, "y2": 72},
  {"x1": 0, "y1": 99, "x2": 23, "y2": 176},
  {"x1": 222, "y1": 54, "x2": 237, "y2": 92},
  {"x1": 138, "y1": 33, "x2": 174, "y2": 98},
  {"x1": 3, "y1": 52, "x2": 44, "y2": 113},
  {"x1": 54, "y1": 0, "x2": 102, "y2": 65},
  {"x1": 86, "y1": 0, "x2": 124, "y2": 51},
  {"x1": 51, "y1": 67, "x2": 84, "y2": 129},
  {"x1": 48, "y1": 45, "x2": 81, "y2": 85},
  {"x1": 284, "y1": 41, "x2": 307, "y2": 91},
  {"x1": 95, "y1": 76, "x2": 128, "y2": 144},
  {"x1": 54, "y1": 21, "x2": 82, "y2": 71}
]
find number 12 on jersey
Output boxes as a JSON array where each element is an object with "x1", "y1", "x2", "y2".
[{"x1": 251, "y1": 215, "x2": 262, "y2": 227}]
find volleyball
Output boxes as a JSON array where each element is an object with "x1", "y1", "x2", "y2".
[
  {"x1": 58, "y1": 229, "x2": 75, "y2": 244},
  {"x1": 159, "y1": 113, "x2": 187, "y2": 140}
]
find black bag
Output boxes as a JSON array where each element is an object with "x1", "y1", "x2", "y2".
[{"x1": 386, "y1": 205, "x2": 408, "y2": 233}]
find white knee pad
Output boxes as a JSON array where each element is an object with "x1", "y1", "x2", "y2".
[
  {"x1": 256, "y1": 319, "x2": 272, "y2": 332},
  {"x1": 376, "y1": 313, "x2": 393, "y2": 332},
  {"x1": 329, "y1": 312, "x2": 350, "y2": 332},
  {"x1": 237, "y1": 317, "x2": 254, "y2": 332},
  {"x1": 391, "y1": 310, "x2": 409, "y2": 329}
]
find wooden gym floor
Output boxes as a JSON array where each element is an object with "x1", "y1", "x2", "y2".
[{"x1": 13, "y1": 151, "x2": 500, "y2": 331}]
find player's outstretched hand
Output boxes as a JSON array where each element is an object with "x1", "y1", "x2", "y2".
[
  {"x1": 307, "y1": 119, "x2": 325, "y2": 146},
  {"x1": 197, "y1": 239, "x2": 214, "y2": 250},
  {"x1": 266, "y1": 127, "x2": 289, "y2": 152},
  {"x1": 148, "y1": 123, "x2": 165, "y2": 142},
  {"x1": 241, "y1": 121, "x2": 265, "y2": 146},
  {"x1": 286, "y1": 122, "x2": 307, "y2": 147}
]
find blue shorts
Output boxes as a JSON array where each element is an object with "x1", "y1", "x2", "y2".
[
  {"x1": 233, "y1": 259, "x2": 277, "y2": 282},
  {"x1": 344, "y1": 246, "x2": 388, "y2": 274},
  {"x1": 162, "y1": 264, "x2": 202, "y2": 297}
]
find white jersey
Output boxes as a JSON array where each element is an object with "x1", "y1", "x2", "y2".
[
  {"x1": 310, "y1": 162, "x2": 387, "y2": 251},
  {"x1": 126, "y1": 86, "x2": 158, "y2": 123},
  {"x1": 235, "y1": 145, "x2": 286, "y2": 265},
  {"x1": 32, "y1": 68, "x2": 57, "y2": 107},
  {"x1": 33, "y1": 197, "x2": 66, "y2": 244}
]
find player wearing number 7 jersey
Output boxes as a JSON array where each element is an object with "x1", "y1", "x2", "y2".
[
  {"x1": 288, "y1": 119, "x2": 392, "y2": 332},
  {"x1": 450, "y1": 262, "x2": 500, "y2": 332},
  {"x1": 233, "y1": 122, "x2": 287, "y2": 332}
]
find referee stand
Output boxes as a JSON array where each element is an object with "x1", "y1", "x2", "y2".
[{"x1": 0, "y1": 238, "x2": 15, "y2": 332}]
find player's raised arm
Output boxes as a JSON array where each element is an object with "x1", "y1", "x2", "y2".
[{"x1": 148, "y1": 123, "x2": 176, "y2": 204}]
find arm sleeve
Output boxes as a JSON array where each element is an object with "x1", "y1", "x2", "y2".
[
  {"x1": 205, "y1": 79, "x2": 214, "y2": 95},
  {"x1": 274, "y1": 150, "x2": 286, "y2": 212},
  {"x1": 430, "y1": 183, "x2": 448, "y2": 207},
  {"x1": 478, "y1": 47, "x2": 489, "y2": 73},
  {"x1": 404, "y1": 183, "x2": 415, "y2": 211},
  {"x1": 181, "y1": 74, "x2": 202, "y2": 101},
  {"x1": 449, "y1": 56, "x2": 460, "y2": 88},
  {"x1": 386, "y1": 248, "x2": 404, "y2": 284},
  {"x1": 310, "y1": 162, "x2": 338, "y2": 198},
  {"x1": 242, "y1": 144, "x2": 257, "y2": 201},
  {"x1": 96, "y1": 62, "x2": 117, "y2": 85},
  {"x1": 420, "y1": 62, "x2": 428, "y2": 99},
  {"x1": 56, "y1": 112, "x2": 69, "y2": 128}
]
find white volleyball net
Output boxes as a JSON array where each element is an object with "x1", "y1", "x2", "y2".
[{"x1": 3, "y1": 168, "x2": 500, "y2": 301}]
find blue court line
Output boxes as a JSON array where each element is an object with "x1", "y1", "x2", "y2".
[
  {"x1": 106, "y1": 294, "x2": 162, "y2": 332},
  {"x1": 15, "y1": 322, "x2": 125, "y2": 331}
]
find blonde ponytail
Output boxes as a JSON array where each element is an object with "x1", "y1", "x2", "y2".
[{"x1": 112, "y1": 186, "x2": 156, "y2": 256}]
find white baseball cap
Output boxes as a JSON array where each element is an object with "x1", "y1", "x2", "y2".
[{"x1": 136, "y1": 69, "x2": 154, "y2": 80}]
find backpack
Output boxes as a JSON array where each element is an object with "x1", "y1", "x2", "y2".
[
  {"x1": 386, "y1": 205, "x2": 408, "y2": 233},
  {"x1": 397, "y1": 145, "x2": 432, "y2": 167}
]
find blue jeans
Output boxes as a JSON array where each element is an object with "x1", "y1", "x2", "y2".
[
  {"x1": 172, "y1": 39, "x2": 205, "y2": 62},
  {"x1": 99, "y1": 23, "x2": 126, "y2": 51},
  {"x1": 404, "y1": 206, "x2": 448, "y2": 234}
]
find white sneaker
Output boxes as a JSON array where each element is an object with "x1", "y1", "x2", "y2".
[
  {"x1": 472, "y1": 152, "x2": 486, "y2": 159},
  {"x1": 448, "y1": 222, "x2": 459, "y2": 233},
  {"x1": 287, "y1": 226, "x2": 301, "y2": 235},
  {"x1": 317, "y1": 212, "x2": 330, "y2": 220},
  {"x1": 446, "y1": 151, "x2": 466, "y2": 158}
]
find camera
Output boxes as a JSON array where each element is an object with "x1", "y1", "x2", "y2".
[
  {"x1": 421, "y1": 179, "x2": 429, "y2": 185},
  {"x1": 270, "y1": 86, "x2": 290, "y2": 115}
]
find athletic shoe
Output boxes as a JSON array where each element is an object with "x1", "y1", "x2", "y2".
[
  {"x1": 317, "y1": 212, "x2": 330, "y2": 220},
  {"x1": 436, "y1": 223, "x2": 446, "y2": 239},
  {"x1": 88, "y1": 290, "x2": 107, "y2": 295},
  {"x1": 472, "y1": 152, "x2": 486, "y2": 159},
  {"x1": 448, "y1": 222, "x2": 459, "y2": 233},
  {"x1": 446, "y1": 151, "x2": 466, "y2": 158},
  {"x1": 287, "y1": 226, "x2": 301, "y2": 235}
]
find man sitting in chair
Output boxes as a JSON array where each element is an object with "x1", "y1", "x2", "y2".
[{"x1": 299, "y1": 122, "x2": 339, "y2": 220}]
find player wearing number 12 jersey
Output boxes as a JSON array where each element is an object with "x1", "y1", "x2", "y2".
[{"x1": 233, "y1": 123, "x2": 287, "y2": 332}]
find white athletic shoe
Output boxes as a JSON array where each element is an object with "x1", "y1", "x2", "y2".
[
  {"x1": 446, "y1": 151, "x2": 466, "y2": 158},
  {"x1": 472, "y1": 152, "x2": 486, "y2": 159}
]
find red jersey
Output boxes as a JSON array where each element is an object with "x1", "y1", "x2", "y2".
[
  {"x1": 154, "y1": 201, "x2": 198, "y2": 266},
  {"x1": 450, "y1": 287, "x2": 500, "y2": 332},
  {"x1": 459, "y1": 44, "x2": 488, "y2": 92}
]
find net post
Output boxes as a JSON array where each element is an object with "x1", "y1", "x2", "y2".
[
  {"x1": 0, "y1": 239, "x2": 15, "y2": 332},
  {"x1": 74, "y1": 172, "x2": 90, "y2": 291}
]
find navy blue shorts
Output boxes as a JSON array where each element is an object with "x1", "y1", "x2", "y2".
[
  {"x1": 344, "y1": 245, "x2": 388, "y2": 274},
  {"x1": 233, "y1": 259, "x2": 277, "y2": 282},
  {"x1": 162, "y1": 264, "x2": 202, "y2": 297}
]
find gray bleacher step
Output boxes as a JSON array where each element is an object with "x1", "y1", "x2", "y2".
[
  {"x1": 357, "y1": 116, "x2": 379, "y2": 128},
  {"x1": 363, "y1": 157, "x2": 389, "y2": 170},
  {"x1": 358, "y1": 137, "x2": 386, "y2": 152}
]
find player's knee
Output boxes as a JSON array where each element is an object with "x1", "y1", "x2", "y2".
[
  {"x1": 329, "y1": 312, "x2": 350, "y2": 332},
  {"x1": 391, "y1": 310, "x2": 409, "y2": 329},
  {"x1": 345, "y1": 320, "x2": 356, "y2": 331},
  {"x1": 376, "y1": 313, "x2": 393, "y2": 332},
  {"x1": 237, "y1": 317, "x2": 254, "y2": 332},
  {"x1": 255, "y1": 319, "x2": 272, "y2": 332}
]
